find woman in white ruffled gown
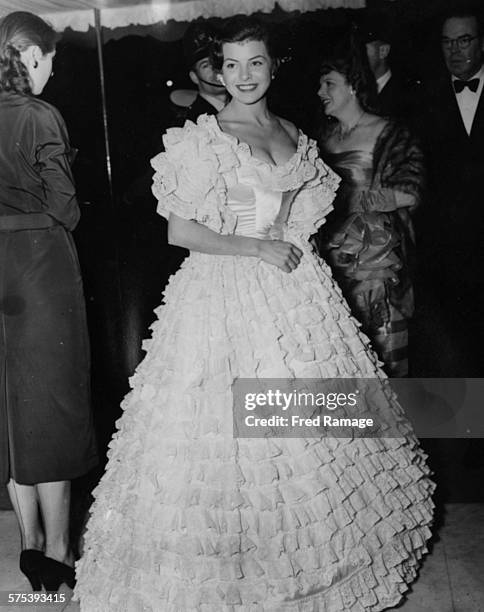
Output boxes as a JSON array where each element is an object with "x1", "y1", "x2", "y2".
[{"x1": 74, "y1": 17, "x2": 434, "y2": 611}]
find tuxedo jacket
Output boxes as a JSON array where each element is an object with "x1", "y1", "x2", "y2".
[
  {"x1": 419, "y1": 72, "x2": 484, "y2": 263},
  {"x1": 421, "y1": 73, "x2": 484, "y2": 195}
]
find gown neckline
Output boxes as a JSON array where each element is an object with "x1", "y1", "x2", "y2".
[
  {"x1": 202, "y1": 113, "x2": 306, "y2": 170},
  {"x1": 326, "y1": 148, "x2": 374, "y2": 158}
]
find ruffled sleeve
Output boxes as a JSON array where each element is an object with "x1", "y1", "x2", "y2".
[
  {"x1": 287, "y1": 138, "x2": 340, "y2": 239},
  {"x1": 151, "y1": 120, "x2": 237, "y2": 234}
]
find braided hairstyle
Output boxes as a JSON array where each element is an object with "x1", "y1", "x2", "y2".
[{"x1": 0, "y1": 11, "x2": 58, "y2": 94}]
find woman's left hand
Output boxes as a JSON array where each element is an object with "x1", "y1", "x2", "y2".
[{"x1": 257, "y1": 239, "x2": 303, "y2": 273}]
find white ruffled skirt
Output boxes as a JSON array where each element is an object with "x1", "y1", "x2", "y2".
[{"x1": 74, "y1": 244, "x2": 434, "y2": 611}]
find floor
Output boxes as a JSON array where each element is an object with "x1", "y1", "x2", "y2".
[{"x1": 1, "y1": 504, "x2": 483, "y2": 612}]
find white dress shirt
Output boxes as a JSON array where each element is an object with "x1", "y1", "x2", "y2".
[
  {"x1": 376, "y1": 69, "x2": 392, "y2": 94},
  {"x1": 452, "y1": 64, "x2": 484, "y2": 135}
]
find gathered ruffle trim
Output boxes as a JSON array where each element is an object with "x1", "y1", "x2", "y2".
[
  {"x1": 76, "y1": 453, "x2": 433, "y2": 611},
  {"x1": 151, "y1": 120, "x2": 237, "y2": 234},
  {"x1": 200, "y1": 115, "x2": 341, "y2": 240},
  {"x1": 151, "y1": 114, "x2": 340, "y2": 238},
  {"x1": 76, "y1": 462, "x2": 433, "y2": 611}
]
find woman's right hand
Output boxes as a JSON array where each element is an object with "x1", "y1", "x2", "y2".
[{"x1": 257, "y1": 239, "x2": 303, "y2": 273}]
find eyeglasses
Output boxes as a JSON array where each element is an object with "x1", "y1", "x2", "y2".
[{"x1": 441, "y1": 35, "x2": 479, "y2": 50}]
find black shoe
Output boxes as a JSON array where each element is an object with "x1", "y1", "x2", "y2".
[
  {"x1": 19, "y1": 550, "x2": 44, "y2": 591},
  {"x1": 39, "y1": 556, "x2": 76, "y2": 591}
]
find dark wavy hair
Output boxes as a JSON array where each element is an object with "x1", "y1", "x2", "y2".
[
  {"x1": 0, "y1": 11, "x2": 58, "y2": 95},
  {"x1": 210, "y1": 16, "x2": 277, "y2": 71},
  {"x1": 319, "y1": 36, "x2": 378, "y2": 114}
]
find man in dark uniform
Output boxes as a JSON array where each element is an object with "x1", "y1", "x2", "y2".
[{"x1": 170, "y1": 21, "x2": 227, "y2": 125}]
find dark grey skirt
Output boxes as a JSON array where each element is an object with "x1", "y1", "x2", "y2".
[{"x1": 0, "y1": 224, "x2": 98, "y2": 484}]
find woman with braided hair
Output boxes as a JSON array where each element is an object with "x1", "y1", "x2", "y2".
[{"x1": 0, "y1": 11, "x2": 97, "y2": 593}]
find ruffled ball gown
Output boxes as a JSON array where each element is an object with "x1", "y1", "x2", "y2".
[{"x1": 74, "y1": 115, "x2": 434, "y2": 611}]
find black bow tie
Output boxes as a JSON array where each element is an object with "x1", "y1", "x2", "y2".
[{"x1": 454, "y1": 78, "x2": 480, "y2": 93}]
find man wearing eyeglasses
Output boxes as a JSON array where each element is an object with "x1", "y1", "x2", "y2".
[
  {"x1": 441, "y1": 12, "x2": 484, "y2": 134},
  {"x1": 418, "y1": 5, "x2": 484, "y2": 376}
]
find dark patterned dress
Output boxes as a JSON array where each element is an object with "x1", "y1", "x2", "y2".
[{"x1": 318, "y1": 122, "x2": 424, "y2": 377}]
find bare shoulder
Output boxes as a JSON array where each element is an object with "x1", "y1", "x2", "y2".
[
  {"x1": 363, "y1": 113, "x2": 389, "y2": 140},
  {"x1": 365, "y1": 113, "x2": 387, "y2": 129},
  {"x1": 278, "y1": 116, "x2": 300, "y2": 144}
]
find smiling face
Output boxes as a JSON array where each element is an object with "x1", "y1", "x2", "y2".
[
  {"x1": 318, "y1": 70, "x2": 354, "y2": 118},
  {"x1": 442, "y1": 16, "x2": 483, "y2": 80},
  {"x1": 220, "y1": 39, "x2": 273, "y2": 104}
]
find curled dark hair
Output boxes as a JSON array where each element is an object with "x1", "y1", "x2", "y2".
[
  {"x1": 211, "y1": 16, "x2": 277, "y2": 71},
  {"x1": 319, "y1": 36, "x2": 378, "y2": 114},
  {"x1": 0, "y1": 11, "x2": 58, "y2": 94}
]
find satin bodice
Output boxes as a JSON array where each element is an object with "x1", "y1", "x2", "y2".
[
  {"x1": 326, "y1": 149, "x2": 374, "y2": 193},
  {"x1": 320, "y1": 148, "x2": 403, "y2": 281},
  {"x1": 322, "y1": 149, "x2": 374, "y2": 221},
  {"x1": 226, "y1": 164, "x2": 292, "y2": 240}
]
